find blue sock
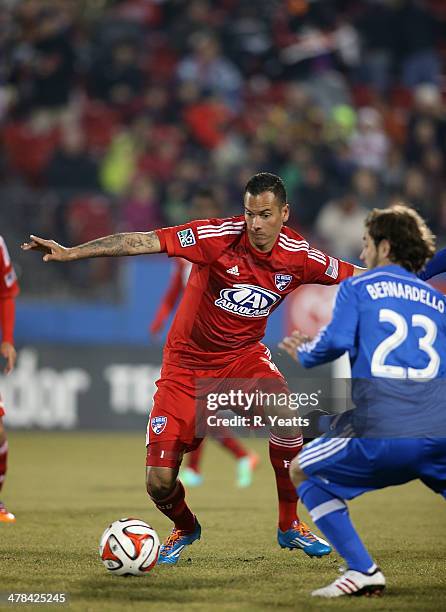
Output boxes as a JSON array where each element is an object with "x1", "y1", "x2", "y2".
[{"x1": 298, "y1": 481, "x2": 375, "y2": 573}]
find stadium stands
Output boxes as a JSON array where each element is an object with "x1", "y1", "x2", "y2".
[{"x1": 1, "y1": 0, "x2": 445, "y2": 297}]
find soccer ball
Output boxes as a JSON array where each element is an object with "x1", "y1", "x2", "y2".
[{"x1": 99, "y1": 518, "x2": 160, "y2": 576}]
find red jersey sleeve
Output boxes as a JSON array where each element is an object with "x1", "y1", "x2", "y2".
[
  {"x1": 302, "y1": 245, "x2": 354, "y2": 285},
  {"x1": 0, "y1": 236, "x2": 19, "y2": 344},
  {"x1": 155, "y1": 216, "x2": 245, "y2": 265},
  {"x1": 0, "y1": 236, "x2": 19, "y2": 299}
]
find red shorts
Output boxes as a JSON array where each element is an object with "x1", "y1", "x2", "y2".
[{"x1": 146, "y1": 343, "x2": 288, "y2": 468}]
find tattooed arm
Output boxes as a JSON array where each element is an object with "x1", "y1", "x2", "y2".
[{"x1": 21, "y1": 231, "x2": 161, "y2": 262}]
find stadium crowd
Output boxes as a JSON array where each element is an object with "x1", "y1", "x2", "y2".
[{"x1": 1, "y1": 0, "x2": 445, "y2": 296}]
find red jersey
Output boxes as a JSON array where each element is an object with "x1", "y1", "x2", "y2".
[
  {"x1": 0, "y1": 236, "x2": 19, "y2": 344},
  {"x1": 156, "y1": 216, "x2": 354, "y2": 369},
  {"x1": 0, "y1": 237, "x2": 18, "y2": 300}
]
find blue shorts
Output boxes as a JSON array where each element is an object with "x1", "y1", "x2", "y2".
[{"x1": 298, "y1": 437, "x2": 446, "y2": 500}]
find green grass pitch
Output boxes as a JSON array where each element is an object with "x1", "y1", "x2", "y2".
[{"x1": 0, "y1": 432, "x2": 444, "y2": 611}]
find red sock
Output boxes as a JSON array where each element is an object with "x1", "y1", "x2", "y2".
[
  {"x1": 269, "y1": 433, "x2": 303, "y2": 532},
  {"x1": 152, "y1": 481, "x2": 196, "y2": 532},
  {"x1": 187, "y1": 444, "x2": 204, "y2": 473},
  {"x1": 220, "y1": 436, "x2": 248, "y2": 459},
  {"x1": 0, "y1": 440, "x2": 8, "y2": 493}
]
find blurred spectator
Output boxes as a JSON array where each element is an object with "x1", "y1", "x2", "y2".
[
  {"x1": 328, "y1": 141, "x2": 356, "y2": 189},
  {"x1": 81, "y1": 100, "x2": 119, "y2": 155},
  {"x1": 9, "y1": 5, "x2": 76, "y2": 113},
  {"x1": 437, "y1": 190, "x2": 446, "y2": 236},
  {"x1": 382, "y1": 146, "x2": 406, "y2": 192},
  {"x1": 3, "y1": 115, "x2": 59, "y2": 183},
  {"x1": 30, "y1": 11, "x2": 75, "y2": 110},
  {"x1": 67, "y1": 194, "x2": 114, "y2": 245},
  {"x1": 120, "y1": 176, "x2": 162, "y2": 231},
  {"x1": 183, "y1": 92, "x2": 232, "y2": 149},
  {"x1": 99, "y1": 116, "x2": 151, "y2": 195},
  {"x1": 221, "y1": 3, "x2": 274, "y2": 77},
  {"x1": 396, "y1": 0, "x2": 441, "y2": 88},
  {"x1": 422, "y1": 147, "x2": 445, "y2": 195},
  {"x1": 100, "y1": 129, "x2": 138, "y2": 196},
  {"x1": 315, "y1": 193, "x2": 367, "y2": 261},
  {"x1": 355, "y1": 0, "x2": 397, "y2": 93},
  {"x1": 333, "y1": 18, "x2": 361, "y2": 74},
  {"x1": 140, "y1": 85, "x2": 174, "y2": 123},
  {"x1": 189, "y1": 187, "x2": 222, "y2": 219},
  {"x1": 177, "y1": 33, "x2": 243, "y2": 111},
  {"x1": 138, "y1": 138, "x2": 179, "y2": 183},
  {"x1": 89, "y1": 41, "x2": 143, "y2": 106},
  {"x1": 66, "y1": 194, "x2": 116, "y2": 289},
  {"x1": 212, "y1": 130, "x2": 247, "y2": 175},
  {"x1": 349, "y1": 107, "x2": 389, "y2": 172},
  {"x1": 45, "y1": 125, "x2": 99, "y2": 192},
  {"x1": 294, "y1": 164, "x2": 332, "y2": 231},
  {"x1": 113, "y1": 0, "x2": 163, "y2": 28},
  {"x1": 163, "y1": 181, "x2": 190, "y2": 225},
  {"x1": 306, "y1": 70, "x2": 352, "y2": 117},
  {"x1": 351, "y1": 168, "x2": 383, "y2": 210},
  {"x1": 405, "y1": 117, "x2": 437, "y2": 164},
  {"x1": 175, "y1": 158, "x2": 205, "y2": 195},
  {"x1": 403, "y1": 166, "x2": 434, "y2": 223},
  {"x1": 279, "y1": 146, "x2": 309, "y2": 201},
  {"x1": 167, "y1": 0, "x2": 218, "y2": 52},
  {"x1": 406, "y1": 84, "x2": 446, "y2": 160}
]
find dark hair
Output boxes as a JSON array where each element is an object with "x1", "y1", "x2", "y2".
[
  {"x1": 365, "y1": 204, "x2": 435, "y2": 273},
  {"x1": 244, "y1": 172, "x2": 287, "y2": 206}
]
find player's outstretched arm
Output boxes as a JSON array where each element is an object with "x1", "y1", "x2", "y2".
[
  {"x1": 280, "y1": 282, "x2": 360, "y2": 368},
  {"x1": 21, "y1": 231, "x2": 161, "y2": 262},
  {"x1": 352, "y1": 265, "x2": 366, "y2": 276}
]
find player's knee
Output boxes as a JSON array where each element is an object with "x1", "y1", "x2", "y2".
[
  {"x1": 146, "y1": 466, "x2": 176, "y2": 500},
  {"x1": 289, "y1": 456, "x2": 306, "y2": 488},
  {"x1": 266, "y1": 401, "x2": 291, "y2": 420}
]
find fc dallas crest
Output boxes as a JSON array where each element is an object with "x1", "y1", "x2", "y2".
[
  {"x1": 151, "y1": 416, "x2": 168, "y2": 434},
  {"x1": 275, "y1": 274, "x2": 292, "y2": 291}
]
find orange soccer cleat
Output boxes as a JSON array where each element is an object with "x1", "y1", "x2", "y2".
[{"x1": 0, "y1": 503, "x2": 16, "y2": 523}]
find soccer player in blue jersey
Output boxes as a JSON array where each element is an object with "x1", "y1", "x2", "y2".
[{"x1": 280, "y1": 205, "x2": 446, "y2": 598}]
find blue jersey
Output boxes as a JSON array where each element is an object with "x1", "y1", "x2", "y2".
[{"x1": 298, "y1": 264, "x2": 446, "y2": 437}]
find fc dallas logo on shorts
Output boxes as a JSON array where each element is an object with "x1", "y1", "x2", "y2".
[{"x1": 151, "y1": 416, "x2": 168, "y2": 434}]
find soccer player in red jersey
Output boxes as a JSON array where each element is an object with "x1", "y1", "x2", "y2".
[
  {"x1": 23, "y1": 172, "x2": 364, "y2": 561},
  {"x1": 150, "y1": 189, "x2": 260, "y2": 489},
  {"x1": 0, "y1": 236, "x2": 19, "y2": 523}
]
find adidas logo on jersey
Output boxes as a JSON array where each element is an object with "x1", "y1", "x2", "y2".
[{"x1": 226, "y1": 265, "x2": 240, "y2": 276}]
